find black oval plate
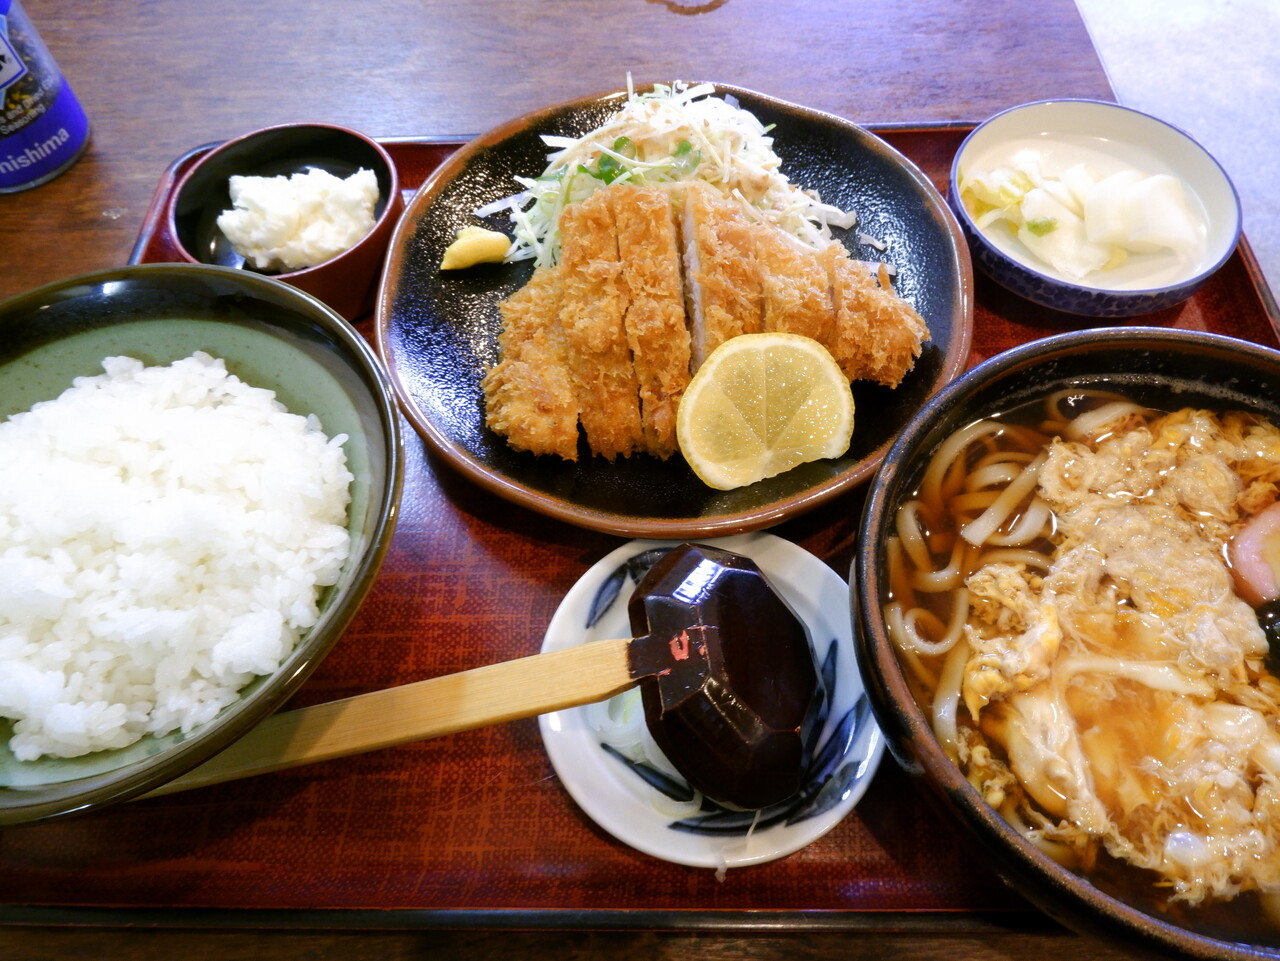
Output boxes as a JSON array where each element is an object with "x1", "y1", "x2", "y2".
[{"x1": 375, "y1": 82, "x2": 973, "y2": 538}]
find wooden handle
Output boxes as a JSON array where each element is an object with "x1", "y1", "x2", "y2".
[{"x1": 145, "y1": 637, "x2": 634, "y2": 798}]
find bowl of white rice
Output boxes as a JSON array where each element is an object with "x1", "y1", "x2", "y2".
[{"x1": 0, "y1": 263, "x2": 403, "y2": 824}]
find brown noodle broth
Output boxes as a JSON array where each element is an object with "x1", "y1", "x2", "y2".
[
  {"x1": 882, "y1": 388, "x2": 1280, "y2": 944},
  {"x1": 885, "y1": 388, "x2": 1136, "y2": 637}
]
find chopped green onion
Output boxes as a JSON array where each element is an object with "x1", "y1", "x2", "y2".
[
  {"x1": 672, "y1": 140, "x2": 701, "y2": 176},
  {"x1": 596, "y1": 153, "x2": 624, "y2": 183},
  {"x1": 1025, "y1": 217, "x2": 1058, "y2": 237}
]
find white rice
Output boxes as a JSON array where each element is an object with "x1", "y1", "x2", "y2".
[{"x1": 0, "y1": 352, "x2": 354, "y2": 761}]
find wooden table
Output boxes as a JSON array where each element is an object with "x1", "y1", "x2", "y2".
[
  {"x1": 0, "y1": 0, "x2": 1117, "y2": 306},
  {"x1": 0, "y1": 2, "x2": 1242, "y2": 959}
]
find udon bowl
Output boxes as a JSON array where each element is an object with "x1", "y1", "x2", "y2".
[
  {"x1": 0, "y1": 263, "x2": 403, "y2": 825},
  {"x1": 854, "y1": 328, "x2": 1280, "y2": 959}
]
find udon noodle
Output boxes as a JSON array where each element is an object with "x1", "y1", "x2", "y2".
[{"x1": 884, "y1": 388, "x2": 1280, "y2": 922}]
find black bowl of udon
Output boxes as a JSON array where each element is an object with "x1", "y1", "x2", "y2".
[{"x1": 854, "y1": 327, "x2": 1280, "y2": 960}]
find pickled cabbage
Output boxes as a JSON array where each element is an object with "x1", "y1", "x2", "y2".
[{"x1": 958, "y1": 149, "x2": 1204, "y2": 282}]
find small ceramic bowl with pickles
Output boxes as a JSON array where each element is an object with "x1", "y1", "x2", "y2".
[
  {"x1": 950, "y1": 99, "x2": 1241, "y2": 317},
  {"x1": 167, "y1": 122, "x2": 402, "y2": 320}
]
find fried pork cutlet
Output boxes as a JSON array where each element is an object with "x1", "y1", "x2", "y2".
[
  {"x1": 682, "y1": 181, "x2": 924, "y2": 388},
  {"x1": 751, "y1": 216, "x2": 835, "y2": 348},
  {"x1": 822, "y1": 244, "x2": 929, "y2": 388},
  {"x1": 480, "y1": 267, "x2": 581, "y2": 460},
  {"x1": 681, "y1": 181, "x2": 764, "y2": 370},
  {"x1": 482, "y1": 180, "x2": 930, "y2": 463},
  {"x1": 557, "y1": 189, "x2": 646, "y2": 460},
  {"x1": 609, "y1": 184, "x2": 691, "y2": 458}
]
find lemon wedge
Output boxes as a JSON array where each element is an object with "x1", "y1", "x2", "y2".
[{"x1": 675, "y1": 332, "x2": 854, "y2": 490}]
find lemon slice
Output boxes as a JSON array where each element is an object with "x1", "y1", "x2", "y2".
[{"x1": 676, "y1": 332, "x2": 855, "y2": 490}]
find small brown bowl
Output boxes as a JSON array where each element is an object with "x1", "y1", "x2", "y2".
[{"x1": 167, "y1": 122, "x2": 402, "y2": 320}]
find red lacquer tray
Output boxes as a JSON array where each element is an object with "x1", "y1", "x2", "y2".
[{"x1": 1, "y1": 127, "x2": 1276, "y2": 933}]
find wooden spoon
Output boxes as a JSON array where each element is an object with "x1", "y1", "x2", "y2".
[{"x1": 146, "y1": 543, "x2": 819, "y2": 809}]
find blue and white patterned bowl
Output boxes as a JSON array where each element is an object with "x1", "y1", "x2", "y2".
[
  {"x1": 950, "y1": 100, "x2": 1240, "y2": 317},
  {"x1": 540, "y1": 533, "x2": 883, "y2": 869}
]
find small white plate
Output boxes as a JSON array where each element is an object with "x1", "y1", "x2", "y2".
[{"x1": 538, "y1": 532, "x2": 884, "y2": 869}]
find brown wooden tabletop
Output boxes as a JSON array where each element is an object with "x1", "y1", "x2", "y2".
[
  {"x1": 0, "y1": 0, "x2": 1118, "y2": 307},
  {"x1": 0, "y1": 1, "x2": 1208, "y2": 959}
]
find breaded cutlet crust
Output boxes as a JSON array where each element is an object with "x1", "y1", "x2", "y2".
[
  {"x1": 481, "y1": 267, "x2": 581, "y2": 459},
  {"x1": 610, "y1": 183, "x2": 692, "y2": 459},
  {"x1": 483, "y1": 182, "x2": 930, "y2": 461},
  {"x1": 557, "y1": 191, "x2": 646, "y2": 460},
  {"x1": 681, "y1": 181, "x2": 764, "y2": 370}
]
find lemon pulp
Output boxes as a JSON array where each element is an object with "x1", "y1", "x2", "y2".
[{"x1": 675, "y1": 332, "x2": 855, "y2": 490}]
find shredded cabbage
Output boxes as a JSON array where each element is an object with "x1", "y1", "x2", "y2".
[
  {"x1": 476, "y1": 79, "x2": 858, "y2": 268},
  {"x1": 585, "y1": 688, "x2": 704, "y2": 818}
]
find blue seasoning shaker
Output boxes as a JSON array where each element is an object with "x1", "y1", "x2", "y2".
[{"x1": 0, "y1": 0, "x2": 89, "y2": 192}]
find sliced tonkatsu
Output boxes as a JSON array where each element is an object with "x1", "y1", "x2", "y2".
[
  {"x1": 609, "y1": 183, "x2": 691, "y2": 459},
  {"x1": 556, "y1": 189, "x2": 646, "y2": 460},
  {"x1": 480, "y1": 268, "x2": 580, "y2": 459},
  {"x1": 680, "y1": 181, "x2": 764, "y2": 371},
  {"x1": 751, "y1": 217, "x2": 835, "y2": 348},
  {"x1": 822, "y1": 245, "x2": 929, "y2": 388},
  {"x1": 482, "y1": 181, "x2": 930, "y2": 462}
]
